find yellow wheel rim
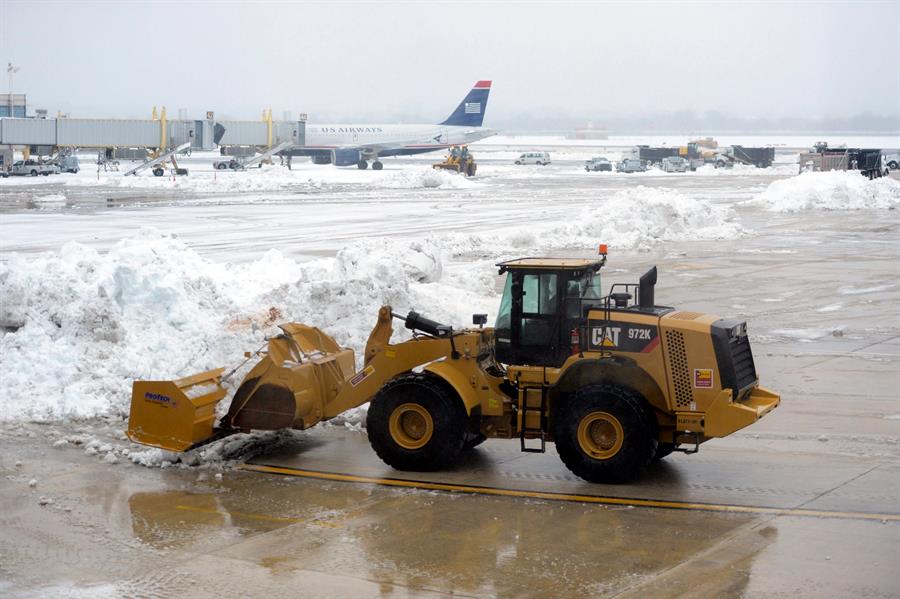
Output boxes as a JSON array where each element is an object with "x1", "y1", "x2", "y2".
[
  {"x1": 577, "y1": 411, "x2": 624, "y2": 459},
  {"x1": 388, "y1": 403, "x2": 434, "y2": 450}
]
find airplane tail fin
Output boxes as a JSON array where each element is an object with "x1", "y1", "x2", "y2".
[{"x1": 440, "y1": 81, "x2": 491, "y2": 127}]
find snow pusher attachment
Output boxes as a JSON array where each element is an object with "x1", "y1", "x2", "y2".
[
  {"x1": 127, "y1": 368, "x2": 228, "y2": 452},
  {"x1": 127, "y1": 323, "x2": 359, "y2": 451}
]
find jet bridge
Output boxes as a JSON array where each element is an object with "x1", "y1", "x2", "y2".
[
  {"x1": 0, "y1": 116, "x2": 215, "y2": 151},
  {"x1": 0, "y1": 113, "x2": 305, "y2": 155}
]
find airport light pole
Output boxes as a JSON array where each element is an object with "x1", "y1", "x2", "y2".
[{"x1": 7, "y1": 62, "x2": 20, "y2": 117}]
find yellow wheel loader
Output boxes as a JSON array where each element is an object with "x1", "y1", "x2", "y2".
[
  {"x1": 127, "y1": 249, "x2": 779, "y2": 483},
  {"x1": 433, "y1": 145, "x2": 477, "y2": 177}
]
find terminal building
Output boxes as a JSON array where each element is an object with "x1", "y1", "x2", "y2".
[{"x1": 1, "y1": 94, "x2": 27, "y2": 118}]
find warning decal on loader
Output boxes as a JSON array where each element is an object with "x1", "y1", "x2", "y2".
[
  {"x1": 694, "y1": 368, "x2": 713, "y2": 388},
  {"x1": 587, "y1": 321, "x2": 659, "y2": 353},
  {"x1": 350, "y1": 365, "x2": 375, "y2": 387}
]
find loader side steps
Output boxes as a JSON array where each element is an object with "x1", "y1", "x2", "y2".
[{"x1": 519, "y1": 387, "x2": 547, "y2": 453}]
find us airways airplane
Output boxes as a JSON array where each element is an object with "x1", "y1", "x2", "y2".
[{"x1": 286, "y1": 80, "x2": 495, "y2": 169}]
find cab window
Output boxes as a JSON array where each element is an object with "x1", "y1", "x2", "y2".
[{"x1": 522, "y1": 273, "x2": 556, "y2": 314}]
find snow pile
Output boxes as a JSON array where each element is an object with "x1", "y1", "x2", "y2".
[
  {"x1": 749, "y1": 171, "x2": 900, "y2": 212},
  {"x1": 66, "y1": 169, "x2": 309, "y2": 193},
  {"x1": 62, "y1": 166, "x2": 482, "y2": 193},
  {"x1": 379, "y1": 168, "x2": 481, "y2": 189},
  {"x1": 555, "y1": 187, "x2": 744, "y2": 249},
  {"x1": 442, "y1": 186, "x2": 744, "y2": 255},
  {"x1": 0, "y1": 230, "x2": 497, "y2": 423}
]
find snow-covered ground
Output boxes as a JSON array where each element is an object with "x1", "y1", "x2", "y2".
[{"x1": 1, "y1": 138, "x2": 899, "y2": 467}]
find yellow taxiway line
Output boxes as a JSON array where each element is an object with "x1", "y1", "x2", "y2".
[{"x1": 240, "y1": 464, "x2": 900, "y2": 522}]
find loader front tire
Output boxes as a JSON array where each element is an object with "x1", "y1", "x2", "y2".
[
  {"x1": 554, "y1": 384, "x2": 656, "y2": 484},
  {"x1": 367, "y1": 373, "x2": 467, "y2": 472}
]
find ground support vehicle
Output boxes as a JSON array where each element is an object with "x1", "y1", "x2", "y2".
[
  {"x1": 585, "y1": 157, "x2": 612, "y2": 172},
  {"x1": 10, "y1": 159, "x2": 59, "y2": 176},
  {"x1": 661, "y1": 156, "x2": 688, "y2": 172},
  {"x1": 54, "y1": 155, "x2": 80, "y2": 174},
  {"x1": 515, "y1": 151, "x2": 551, "y2": 165},
  {"x1": 800, "y1": 144, "x2": 888, "y2": 178},
  {"x1": 128, "y1": 252, "x2": 779, "y2": 483},
  {"x1": 433, "y1": 146, "x2": 476, "y2": 176},
  {"x1": 214, "y1": 158, "x2": 245, "y2": 171},
  {"x1": 616, "y1": 158, "x2": 647, "y2": 173},
  {"x1": 715, "y1": 146, "x2": 775, "y2": 169}
]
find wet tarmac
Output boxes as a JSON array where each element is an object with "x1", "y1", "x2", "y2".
[{"x1": 2, "y1": 422, "x2": 897, "y2": 598}]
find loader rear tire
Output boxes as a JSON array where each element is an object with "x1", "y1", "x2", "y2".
[
  {"x1": 367, "y1": 373, "x2": 467, "y2": 471},
  {"x1": 554, "y1": 384, "x2": 656, "y2": 484}
]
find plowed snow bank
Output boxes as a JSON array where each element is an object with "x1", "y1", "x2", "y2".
[
  {"x1": 441, "y1": 186, "x2": 744, "y2": 255},
  {"x1": 749, "y1": 172, "x2": 900, "y2": 212},
  {"x1": 0, "y1": 231, "x2": 492, "y2": 422}
]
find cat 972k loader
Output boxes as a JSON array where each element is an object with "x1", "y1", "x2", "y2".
[{"x1": 127, "y1": 248, "x2": 779, "y2": 483}]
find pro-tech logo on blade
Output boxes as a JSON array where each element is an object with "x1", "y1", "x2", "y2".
[{"x1": 464, "y1": 102, "x2": 481, "y2": 114}]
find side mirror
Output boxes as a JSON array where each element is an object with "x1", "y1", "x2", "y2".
[{"x1": 472, "y1": 314, "x2": 488, "y2": 328}]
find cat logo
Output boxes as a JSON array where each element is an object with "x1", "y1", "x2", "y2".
[{"x1": 587, "y1": 320, "x2": 659, "y2": 353}]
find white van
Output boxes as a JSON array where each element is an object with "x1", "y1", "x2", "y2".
[{"x1": 515, "y1": 151, "x2": 551, "y2": 166}]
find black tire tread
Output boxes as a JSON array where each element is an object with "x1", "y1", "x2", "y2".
[
  {"x1": 554, "y1": 383, "x2": 657, "y2": 483},
  {"x1": 366, "y1": 373, "x2": 467, "y2": 471}
]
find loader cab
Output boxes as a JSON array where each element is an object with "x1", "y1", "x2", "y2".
[{"x1": 494, "y1": 258, "x2": 605, "y2": 367}]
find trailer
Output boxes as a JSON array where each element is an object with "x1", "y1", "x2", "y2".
[
  {"x1": 799, "y1": 144, "x2": 887, "y2": 178},
  {"x1": 634, "y1": 145, "x2": 681, "y2": 165},
  {"x1": 730, "y1": 146, "x2": 775, "y2": 169}
]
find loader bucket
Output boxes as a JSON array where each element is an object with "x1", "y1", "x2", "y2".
[{"x1": 127, "y1": 368, "x2": 228, "y2": 452}]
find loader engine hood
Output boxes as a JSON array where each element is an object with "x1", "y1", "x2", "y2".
[{"x1": 659, "y1": 311, "x2": 758, "y2": 404}]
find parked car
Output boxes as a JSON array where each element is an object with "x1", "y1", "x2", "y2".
[
  {"x1": 54, "y1": 155, "x2": 80, "y2": 174},
  {"x1": 615, "y1": 158, "x2": 647, "y2": 173},
  {"x1": 584, "y1": 156, "x2": 612, "y2": 172},
  {"x1": 661, "y1": 156, "x2": 688, "y2": 173},
  {"x1": 10, "y1": 160, "x2": 60, "y2": 177},
  {"x1": 515, "y1": 151, "x2": 551, "y2": 166}
]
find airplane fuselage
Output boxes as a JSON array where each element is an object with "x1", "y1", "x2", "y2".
[
  {"x1": 280, "y1": 80, "x2": 494, "y2": 166},
  {"x1": 298, "y1": 124, "x2": 495, "y2": 158}
]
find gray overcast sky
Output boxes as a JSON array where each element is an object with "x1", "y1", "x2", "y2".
[{"x1": 1, "y1": 0, "x2": 898, "y2": 124}]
